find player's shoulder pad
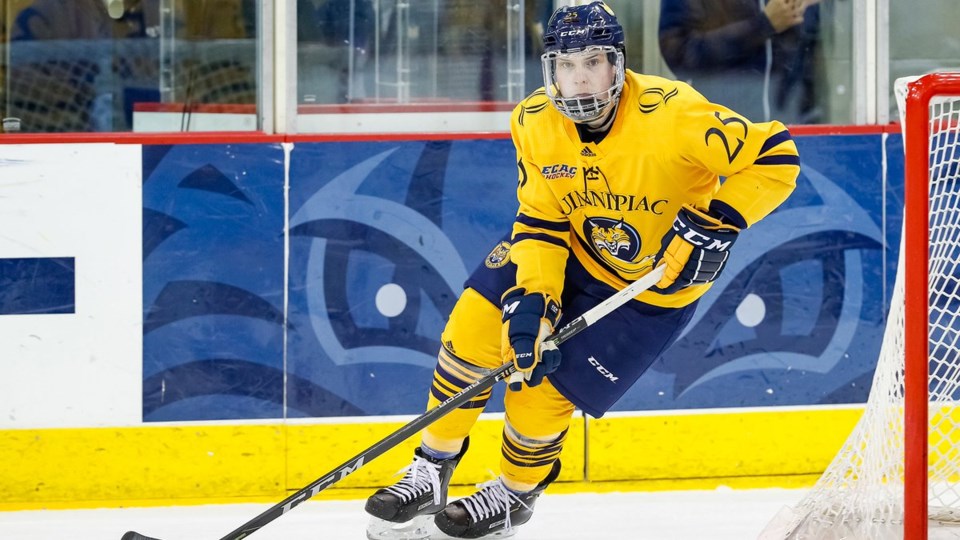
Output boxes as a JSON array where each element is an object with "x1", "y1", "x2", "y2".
[{"x1": 513, "y1": 88, "x2": 553, "y2": 128}]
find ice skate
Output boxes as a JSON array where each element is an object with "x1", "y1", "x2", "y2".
[
  {"x1": 365, "y1": 513, "x2": 435, "y2": 540},
  {"x1": 365, "y1": 439, "x2": 469, "y2": 539},
  {"x1": 433, "y1": 459, "x2": 560, "y2": 539}
]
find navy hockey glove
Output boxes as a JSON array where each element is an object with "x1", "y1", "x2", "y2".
[
  {"x1": 654, "y1": 204, "x2": 741, "y2": 294},
  {"x1": 500, "y1": 287, "x2": 562, "y2": 391}
]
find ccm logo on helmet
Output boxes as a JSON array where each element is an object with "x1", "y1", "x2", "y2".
[{"x1": 559, "y1": 29, "x2": 588, "y2": 37}]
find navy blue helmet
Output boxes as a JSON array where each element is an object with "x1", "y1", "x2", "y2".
[{"x1": 543, "y1": 2, "x2": 626, "y2": 55}]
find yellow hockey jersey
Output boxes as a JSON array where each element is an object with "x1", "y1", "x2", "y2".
[{"x1": 509, "y1": 70, "x2": 800, "y2": 308}]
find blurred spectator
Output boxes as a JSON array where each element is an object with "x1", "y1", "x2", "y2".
[
  {"x1": 7, "y1": 0, "x2": 158, "y2": 132},
  {"x1": 176, "y1": 0, "x2": 258, "y2": 107},
  {"x1": 10, "y1": 0, "x2": 121, "y2": 132},
  {"x1": 436, "y1": 0, "x2": 552, "y2": 102},
  {"x1": 659, "y1": 0, "x2": 822, "y2": 124},
  {"x1": 523, "y1": 0, "x2": 555, "y2": 97},
  {"x1": 298, "y1": 0, "x2": 374, "y2": 103},
  {"x1": 181, "y1": 0, "x2": 249, "y2": 39}
]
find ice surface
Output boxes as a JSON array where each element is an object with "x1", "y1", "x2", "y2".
[{"x1": 0, "y1": 487, "x2": 808, "y2": 540}]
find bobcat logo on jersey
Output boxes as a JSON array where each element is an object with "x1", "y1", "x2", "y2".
[
  {"x1": 585, "y1": 217, "x2": 641, "y2": 262},
  {"x1": 592, "y1": 221, "x2": 631, "y2": 255},
  {"x1": 484, "y1": 241, "x2": 511, "y2": 269}
]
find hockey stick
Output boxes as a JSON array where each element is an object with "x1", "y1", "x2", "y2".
[{"x1": 121, "y1": 265, "x2": 666, "y2": 540}]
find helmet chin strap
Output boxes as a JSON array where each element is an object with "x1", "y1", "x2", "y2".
[{"x1": 581, "y1": 100, "x2": 619, "y2": 130}]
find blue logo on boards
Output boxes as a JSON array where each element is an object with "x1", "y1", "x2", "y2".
[{"x1": 0, "y1": 257, "x2": 75, "y2": 315}]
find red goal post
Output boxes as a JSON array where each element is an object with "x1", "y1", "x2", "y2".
[{"x1": 903, "y1": 71, "x2": 960, "y2": 540}]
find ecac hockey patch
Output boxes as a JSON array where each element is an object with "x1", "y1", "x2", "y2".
[{"x1": 541, "y1": 163, "x2": 578, "y2": 180}]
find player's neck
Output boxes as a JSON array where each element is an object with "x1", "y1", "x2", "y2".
[{"x1": 575, "y1": 104, "x2": 618, "y2": 144}]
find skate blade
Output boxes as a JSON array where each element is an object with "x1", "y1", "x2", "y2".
[
  {"x1": 424, "y1": 520, "x2": 518, "y2": 539},
  {"x1": 366, "y1": 514, "x2": 434, "y2": 540}
]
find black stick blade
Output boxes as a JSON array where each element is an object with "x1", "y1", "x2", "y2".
[{"x1": 121, "y1": 532, "x2": 164, "y2": 540}]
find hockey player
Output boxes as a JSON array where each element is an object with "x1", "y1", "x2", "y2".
[{"x1": 365, "y1": 2, "x2": 800, "y2": 538}]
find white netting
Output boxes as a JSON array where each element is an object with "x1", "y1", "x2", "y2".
[
  {"x1": 2, "y1": 39, "x2": 254, "y2": 133},
  {"x1": 758, "y1": 75, "x2": 960, "y2": 539}
]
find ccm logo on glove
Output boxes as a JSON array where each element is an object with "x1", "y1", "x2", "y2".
[
  {"x1": 674, "y1": 222, "x2": 735, "y2": 251},
  {"x1": 654, "y1": 204, "x2": 741, "y2": 294}
]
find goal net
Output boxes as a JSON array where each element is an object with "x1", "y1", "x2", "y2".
[{"x1": 758, "y1": 72, "x2": 960, "y2": 540}]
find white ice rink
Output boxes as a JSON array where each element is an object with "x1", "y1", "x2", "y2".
[{"x1": 0, "y1": 487, "x2": 807, "y2": 540}]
